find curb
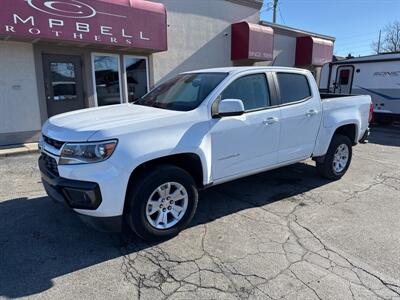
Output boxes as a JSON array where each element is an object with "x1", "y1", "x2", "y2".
[{"x1": 0, "y1": 143, "x2": 39, "y2": 158}]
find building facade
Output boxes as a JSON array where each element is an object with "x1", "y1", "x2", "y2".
[{"x1": 0, "y1": 0, "x2": 334, "y2": 146}]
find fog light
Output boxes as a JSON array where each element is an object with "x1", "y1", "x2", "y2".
[{"x1": 63, "y1": 187, "x2": 101, "y2": 210}]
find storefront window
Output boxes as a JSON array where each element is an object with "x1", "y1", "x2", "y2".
[
  {"x1": 124, "y1": 56, "x2": 148, "y2": 102},
  {"x1": 93, "y1": 54, "x2": 122, "y2": 106}
]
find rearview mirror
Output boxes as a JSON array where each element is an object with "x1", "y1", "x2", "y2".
[{"x1": 214, "y1": 98, "x2": 245, "y2": 118}]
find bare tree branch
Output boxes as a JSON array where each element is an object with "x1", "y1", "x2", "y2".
[{"x1": 373, "y1": 21, "x2": 400, "y2": 53}]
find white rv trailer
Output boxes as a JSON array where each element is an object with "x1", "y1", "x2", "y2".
[{"x1": 320, "y1": 53, "x2": 400, "y2": 123}]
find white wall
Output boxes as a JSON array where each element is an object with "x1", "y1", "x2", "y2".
[
  {"x1": 0, "y1": 41, "x2": 41, "y2": 134},
  {"x1": 151, "y1": 0, "x2": 260, "y2": 84},
  {"x1": 272, "y1": 33, "x2": 296, "y2": 67}
]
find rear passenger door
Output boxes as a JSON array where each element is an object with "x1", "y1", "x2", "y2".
[
  {"x1": 210, "y1": 72, "x2": 281, "y2": 180},
  {"x1": 274, "y1": 72, "x2": 322, "y2": 163}
]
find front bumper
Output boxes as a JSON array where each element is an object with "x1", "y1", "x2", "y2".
[
  {"x1": 39, "y1": 154, "x2": 122, "y2": 232},
  {"x1": 39, "y1": 155, "x2": 102, "y2": 210}
]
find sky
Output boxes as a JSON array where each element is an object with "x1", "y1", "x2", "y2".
[{"x1": 260, "y1": 0, "x2": 400, "y2": 57}]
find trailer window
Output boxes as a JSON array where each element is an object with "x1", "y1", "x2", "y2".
[
  {"x1": 277, "y1": 73, "x2": 311, "y2": 104},
  {"x1": 339, "y1": 69, "x2": 350, "y2": 85}
]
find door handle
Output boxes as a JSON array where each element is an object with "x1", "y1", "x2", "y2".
[
  {"x1": 262, "y1": 117, "x2": 279, "y2": 125},
  {"x1": 306, "y1": 109, "x2": 318, "y2": 117}
]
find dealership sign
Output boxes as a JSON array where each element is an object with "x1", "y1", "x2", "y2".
[{"x1": 0, "y1": 0, "x2": 167, "y2": 51}]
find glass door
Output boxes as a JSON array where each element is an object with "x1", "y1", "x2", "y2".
[
  {"x1": 92, "y1": 54, "x2": 122, "y2": 106},
  {"x1": 42, "y1": 54, "x2": 85, "y2": 117}
]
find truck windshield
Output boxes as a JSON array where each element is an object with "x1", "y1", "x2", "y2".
[{"x1": 135, "y1": 72, "x2": 227, "y2": 111}]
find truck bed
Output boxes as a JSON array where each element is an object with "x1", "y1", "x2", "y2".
[
  {"x1": 320, "y1": 92, "x2": 355, "y2": 99},
  {"x1": 320, "y1": 93, "x2": 371, "y2": 141}
]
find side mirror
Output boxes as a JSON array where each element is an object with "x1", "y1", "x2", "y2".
[{"x1": 214, "y1": 98, "x2": 245, "y2": 118}]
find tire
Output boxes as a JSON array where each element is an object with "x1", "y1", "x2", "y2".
[
  {"x1": 316, "y1": 134, "x2": 353, "y2": 180},
  {"x1": 125, "y1": 165, "x2": 198, "y2": 242}
]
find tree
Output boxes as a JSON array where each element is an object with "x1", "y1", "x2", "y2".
[{"x1": 372, "y1": 21, "x2": 400, "y2": 53}]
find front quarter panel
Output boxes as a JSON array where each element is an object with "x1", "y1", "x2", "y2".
[
  {"x1": 114, "y1": 118, "x2": 212, "y2": 181},
  {"x1": 59, "y1": 109, "x2": 212, "y2": 218}
]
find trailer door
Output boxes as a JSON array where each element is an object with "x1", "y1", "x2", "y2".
[{"x1": 334, "y1": 66, "x2": 354, "y2": 94}]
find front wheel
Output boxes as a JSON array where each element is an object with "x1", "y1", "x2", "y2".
[
  {"x1": 316, "y1": 134, "x2": 353, "y2": 180},
  {"x1": 125, "y1": 165, "x2": 198, "y2": 242}
]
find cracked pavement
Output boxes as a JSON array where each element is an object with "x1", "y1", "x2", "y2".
[{"x1": 0, "y1": 125, "x2": 399, "y2": 299}]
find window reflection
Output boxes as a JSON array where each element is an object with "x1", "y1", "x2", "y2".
[
  {"x1": 125, "y1": 57, "x2": 148, "y2": 102},
  {"x1": 94, "y1": 55, "x2": 121, "y2": 106},
  {"x1": 50, "y1": 62, "x2": 77, "y2": 101}
]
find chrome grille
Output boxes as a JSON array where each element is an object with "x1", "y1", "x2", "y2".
[{"x1": 43, "y1": 135, "x2": 64, "y2": 150}]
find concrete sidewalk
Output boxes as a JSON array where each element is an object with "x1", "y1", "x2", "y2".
[{"x1": 0, "y1": 143, "x2": 38, "y2": 157}]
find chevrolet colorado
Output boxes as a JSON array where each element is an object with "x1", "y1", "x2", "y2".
[{"x1": 39, "y1": 67, "x2": 372, "y2": 241}]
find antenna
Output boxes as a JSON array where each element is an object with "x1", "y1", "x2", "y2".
[{"x1": 377, "y1": 30, "x2": 382, "y2": 54}]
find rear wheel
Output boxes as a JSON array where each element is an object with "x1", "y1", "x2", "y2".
[
  {"x1": 125, "y1": 165, "x2": 198, "y2": 241},
  {"x1": 316, "y1": 134, "x2": 352, "y2": 180}
]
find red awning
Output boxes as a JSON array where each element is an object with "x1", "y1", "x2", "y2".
[
  {"x1": 231, "y1": 22, "x2": 274, "y2": 61},
  {"x1": 295, "y1": 36, "x2": 333, "y2": 66},
  {"x1": 99, "y1": 0, "x2": 164, "y2": 13},
  {"x1": 0, "y1": 0, "x2": 167, "y2": 52}
]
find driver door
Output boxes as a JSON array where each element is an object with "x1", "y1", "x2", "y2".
[{"x1": 210, "y1": 73, "x2": 280, "y2": 181}]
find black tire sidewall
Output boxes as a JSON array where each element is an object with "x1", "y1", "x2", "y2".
[{"x1": 126, "y1": 165, "x2": 198, "y2": 241}]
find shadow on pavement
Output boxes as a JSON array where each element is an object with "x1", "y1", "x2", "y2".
[
  {"x1": 0, "y1": 162, "x2": 329, "y2": 298},
  {"x1": 369, "y1": 124, "x2": 400, "y2": 147}
]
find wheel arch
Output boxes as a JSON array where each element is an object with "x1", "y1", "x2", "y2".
[
  {"x1": 333, "y1": 123, "x2": 358, "y2": 145},
  {"x1": 123, "y1": 153, "x2": 205, "y2": 217},
  {"x1": 313, "y1": 122, "x2": 358, "y2": 162},
  {"x1": 126, "y1": 152, "x2": 205, "y2": 191}
]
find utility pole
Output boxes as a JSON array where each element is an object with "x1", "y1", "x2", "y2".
[
  {"x1": 272, "y1": 0, "x2": 278, "y2": 23},
  {"x1": 377, "y1": 30, "x2": 381, "y2": 54}
]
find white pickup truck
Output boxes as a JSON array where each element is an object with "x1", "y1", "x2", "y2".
[{"x1": 39, "y1": 67, "x2": 372, "y2": 241}]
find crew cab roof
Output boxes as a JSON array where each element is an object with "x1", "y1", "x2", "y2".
[{"x1": 184, "y1": 66, "x2": 309, "y2": 75}]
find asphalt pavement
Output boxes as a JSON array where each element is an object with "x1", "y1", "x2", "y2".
[{"x1": 0, "y1": 125, "x2": 399, "y2": 299}]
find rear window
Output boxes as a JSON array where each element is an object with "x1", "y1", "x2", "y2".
[{"x1": 277, "y1": 73, "x2": 311, "y2": 104}]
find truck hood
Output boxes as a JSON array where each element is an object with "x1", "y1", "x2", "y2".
[{"x1": 42, "y1": 104, "x2": 185, "y2": 142}]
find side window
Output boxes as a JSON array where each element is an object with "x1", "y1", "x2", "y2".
[
  {"x1": 220, "y1": 74, "x2": 270, "y2": 111},
  {"x1": 277, "y1": 73, "x2": 311, "y2": 104}
]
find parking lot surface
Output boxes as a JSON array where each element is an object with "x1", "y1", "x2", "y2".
[{"x1": 0, "y1": 126, "x2": 399, "y2": 300}]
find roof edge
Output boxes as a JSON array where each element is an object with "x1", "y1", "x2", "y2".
[
  {"x1": 260, "y1": 21, "x2": 335, "y2": 41},
  {"x1": 330, "y1": 52, "x2": 400, "y2": 65},
  {"x1": 225, "y1": 0, "x2": 263, "y2": 9}
]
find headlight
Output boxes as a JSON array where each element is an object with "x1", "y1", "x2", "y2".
[{"x1": 59, "y1": 140, "x2": 117, "y2": 165}]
